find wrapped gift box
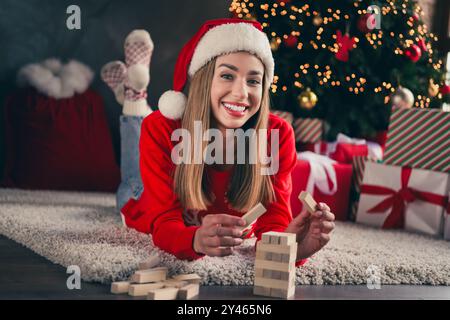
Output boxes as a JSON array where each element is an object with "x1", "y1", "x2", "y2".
[
  {"x1": 292, "y1": 118, "x2": 323, "y2": 144},
  {"x1": 298, "y1": 133, "x2": 383, "y2": 164},
  {"x1": 383, "y1": 106, "x2": 450, "y2": 173},
  {"x1": 290, "y1": 157, "x2": 352, "y2": 221},
  {"x1": 356, "y1": 161, "x2": 449, "y2": 237}
]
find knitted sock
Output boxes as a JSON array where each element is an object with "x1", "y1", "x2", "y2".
[{"x1": 100, "y1": 61, "x2": 127, "y2": 106}]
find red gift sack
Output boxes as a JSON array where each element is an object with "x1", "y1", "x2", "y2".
[
  {"x1": 2, "y1": 87, "x2": 120, "y2": 192},
  {"x1": 290, "y1": 159, "x2": 353, "y2": 221}
]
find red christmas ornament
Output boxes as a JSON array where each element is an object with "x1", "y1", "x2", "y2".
[
  {"x1": 418, "y1": 38, "x2": 427, "y2": 53},
  {"x1": 404, "y1": 44, "x2": 422, "y2": 62},
  {"x1": 357, "y1": 13, "x2": 376, "y2": 33},
  {"x1": 439, "y1": 84, "x2": 450, "y2": 95},
  {"x1": 283, "y1": 35, "x2": 298, "y2": 48},
  {"x1": 276, "y1": 0, "x2": 292, "y2": 3},
  {"x1": 412, "y1": 13, "x2": 420, "y2": 21},
  {"x1": 335, "y1": 30, "x2": 356, "y2": 62}
]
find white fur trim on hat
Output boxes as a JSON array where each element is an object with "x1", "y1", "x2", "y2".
[
  {"x1": 188, "y1": 23, "x2": 274, "y2": 84},
  {"x1": 158, "y1": 90, "x2": 187, "y2": 120},
  {"x1": 17, "y1": 58, "x2": 94, "y2": 99}
]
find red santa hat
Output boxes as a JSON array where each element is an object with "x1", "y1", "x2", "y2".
[{"x1": 158, "y1": 18, "x2": 275, "y2": 120}]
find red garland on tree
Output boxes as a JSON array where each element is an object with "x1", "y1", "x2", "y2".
[
  {"x1": 283, "y1": 34, "x2": 298, "y2": 48},
  {"x1": 404, "y1": 44, "x2": 422, "y2": 62},
  {"x1": 335, "y1": 30, "x2": 355, "y2": 62}
]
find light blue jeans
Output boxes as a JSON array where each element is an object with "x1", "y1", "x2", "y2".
[{"x1": 116, "y1": 115, "x2": 145, "y2": 212}]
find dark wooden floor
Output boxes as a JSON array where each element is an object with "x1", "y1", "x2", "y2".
[{"x1": 1, "y1": 235, "x2": 449, "y2": 300}]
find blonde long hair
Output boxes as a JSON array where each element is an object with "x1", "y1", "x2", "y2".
[{"x1": 174, "y1": 55, "x2": 276, "y2": 212}]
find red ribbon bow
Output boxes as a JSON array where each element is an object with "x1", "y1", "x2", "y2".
[{"x1": 360, "y1": 167, "x2": 448, "y2": 229}]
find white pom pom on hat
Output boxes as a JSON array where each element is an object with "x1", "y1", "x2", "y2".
[{"x1": 158, "y1": 18, "x2": 275, "y2": 120}]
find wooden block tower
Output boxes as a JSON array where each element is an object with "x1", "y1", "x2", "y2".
[{"x1": 253, "y1": 231, "x2": 297, "y2": 299}]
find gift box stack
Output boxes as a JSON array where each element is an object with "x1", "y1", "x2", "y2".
[{"x1": 354, "y1": 106, "x2": 450, "y2": 240}]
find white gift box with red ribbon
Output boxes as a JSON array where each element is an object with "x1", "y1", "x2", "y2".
[
  {"x1": 444, "y1": 194, "x2": 450, "y2": 240},
  {"x1": 356, "y1": 161, "x2": 449, "y2": 237}
]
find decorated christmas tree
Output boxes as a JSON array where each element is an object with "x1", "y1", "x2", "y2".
[{"x1": 229, "y1": 0, "x2": 450, "y2": 139}]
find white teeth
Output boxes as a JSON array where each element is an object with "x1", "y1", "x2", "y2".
[{"x1": 223, "y1": 103, "x2": 246, "y2": 112}]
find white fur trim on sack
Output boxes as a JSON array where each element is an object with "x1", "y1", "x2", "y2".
[
  {"x1": 158, "y1": 90, "x2": 187, "y2": 120},
  {"x1": 189, "y1": 23, "x2": 275, "y2": 84},
  {"x1": 17, "y1": 58, "x2": 94, "y2": 99}
]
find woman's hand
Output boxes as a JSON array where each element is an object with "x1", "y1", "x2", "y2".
[
  {"x1": 193, "y1": 214, "x2": 246, "y2": 257},
  {"x1": 285, "y1": 202, "x2": 335, "y2": 260}
]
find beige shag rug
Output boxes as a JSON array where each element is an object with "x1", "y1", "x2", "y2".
[{"x1": 0, "y1": 188, "x2": 449, "y2": 285}]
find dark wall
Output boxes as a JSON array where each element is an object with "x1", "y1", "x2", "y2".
[{"x1": 0, "y1": 0, "x2": 230, "y2": 169}]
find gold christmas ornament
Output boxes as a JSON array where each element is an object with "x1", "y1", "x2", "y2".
[
  {"x1": 297, "y1": 88, "x2": 318, "y2": 109},
  {"x1": 391, "y1": 86, "x2": 414, "y2": 109},
  {"x1": 313, "y1": 15, "x2": 323, "y2": 26},
  {"x1": 428, "y1": 79, "x2": 439, "y2": 97},
  {"x1": 270, "y1": 37, "x2": 280, "y2": 51}
]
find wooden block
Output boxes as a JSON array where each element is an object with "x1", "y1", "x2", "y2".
[
  {"x1": 256, "y1": 250, "x2": 270, "y2": 260},
  {"x1": 299, "y1": 191, "x2": 318, "y2": 213},
  {"x1": 255, "y1": 268, "x2": 264, "y2": 278},
  {"x1": 270, "y1": 286, "x2": 295, "y2": 299},
  {"x1": 111, "y1": 281, "x2": 130, "y2": 294},
  {"x1": 253, "y1": 285, "x2": 271, "y2": 297},
  {"x1": 272, "y1": 253, "x2": 282, "y2": 262},
  {"x1": 138, "y1": 255, "x2": 160, "y2": 270},
  {"x1": 269, "y1": 236, "x2": 280, "y2": 245},
  {"x1": 173, "y1": 273, "x2": 202, "y2": 284},
  {"x1": 131, "y1": 267, "x2": 167, "y2": 284},
  {"x1": 256, "y1": 242, "x2": 296, "y2": 255},
  {"x1": 163, "y1": 280, "x2": 189, "y2": 288},
  {"x1": 178, "y1": 283, "x2": 200, "y2": 300},
  {"x1": 254, "y1": 259, "x2": 293, "y2": 272},
  {"x1": 279, "y1": 233, "x2": 296, "y2": 246},
  {"x1": 254, "y1": 276, "x2": 292, "y2": 290},
  {"x1": 128, "y1": 282, "x2": 165, "y2": 296},
  {"x1": 261, "y1": 232, "x2": 277, "y2": 244},
  {"x1": 262, "y1": 231, "x2": 296, "y2": 246},
  {"x1": 241, "y1": 203, "x2": 267, "y2": 228},
  {"x1": 147, "y1": 287, "x2": 179, "y2": 300},
  {"x1": 263, "y1": 269, "x2": 272, "y2": 278},
  {"x1": 272, "y1": 271, "x2": 281, "y2": 280}
]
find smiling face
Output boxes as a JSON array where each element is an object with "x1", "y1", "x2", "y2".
[{"x1": 210, "y1": 51, "x2": 265, "y2": 132}]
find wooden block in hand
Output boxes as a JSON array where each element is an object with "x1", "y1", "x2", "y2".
[
  {"x1": 299, "y1": 191, "x2": 318, "y2": 213},
  {"x1": 111, "y1": 281, "x2": 130, "y2": 294},
  {"x1": 128, "y1": 282, "x2": 165, "y2": 296},
  {"x1": 178, "y1": 283, "x2": 200, "y2": 300},
  {"x1": 173, "y1": 273, "x2": 202, "y2": 284},
  {"x1": 138, "y1": 255, "x2": 160, "y2": 270},
  {"x1": 240, "y1": 203, "x2": 267, "y2": 237},
  {"x1": 131, "y1": 267, "x2": 167, "y2": 284},
  {"x1": 147, "y1": 287, "x2": 179, "y2": 300}
]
